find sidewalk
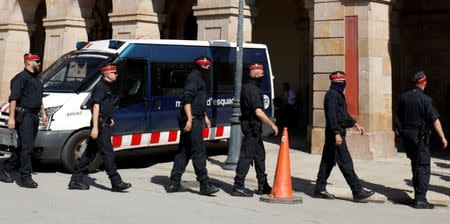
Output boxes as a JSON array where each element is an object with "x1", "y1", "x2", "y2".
[{"x1": 198, "y1": 140, "x2": 450, "y2": 206}]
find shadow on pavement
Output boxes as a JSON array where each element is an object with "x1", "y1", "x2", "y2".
[
  {"x1": 360, "y1": 179, "x2": 413, "y2": 206},
  {"x1": 207, "y1": 157, "x2": 225, "y2": 168},
  {"x1": 150, "y1": 175, "x2": 230, "y2": 196},
  {"x1": 431, "y1": 172, "x2": 450, "y2": 182},
  {"x1": 85, "y1": 176, "x2": 111, "y2": 191},
  {"x1": 404, "y1": 179, "x2": 450, "y2": 197},
  {"x1": 435, "y1": 162, "x2": 450, "y2": 169},
  {"x1": 291, "y1": 177, "x2": 316, "y2": 197}
]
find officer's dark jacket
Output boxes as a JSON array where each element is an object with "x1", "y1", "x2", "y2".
[
  {"x1": 324, "y1": 88, "x2": 355, "y2": 135},
  {"x1": 397, "y1": 88, "x2": 439, "y2": 130},
  {"x1": 181, "y1": 69, "x2": 207, "y2": 116},
  {"x1": 91, "y1": 78, "x2": 115, "y2": 118},
  {"x1": 240, "y1": 80, "x2": 263, "y2": 133},
  {"x1": 9, "y1": 69, "x2": 43, "y2": 110}
]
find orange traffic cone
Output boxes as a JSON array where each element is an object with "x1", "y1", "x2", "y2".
[{"x1": 260, "y1": 128, "x2": 302, "y2": 204}]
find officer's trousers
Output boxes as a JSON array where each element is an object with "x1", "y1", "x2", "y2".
[
  {"x1": 234, "y1": 130, "x2": 267, "y2": 189},
  {"x1": 402, "y1": 130, "x2": 430, "y2": 200},
  {"x1": 170, "y1": 118, "x2": 209, "y2": 184},
  {"x1": 316, "y1": 134, "x2": 362, "y2": 193},
  {"x1": 71, "y1": 125, "x2": 122, "y2": 184},
  {"x1": 3, "y1": 113, "x2": 39, "y2": 180}
]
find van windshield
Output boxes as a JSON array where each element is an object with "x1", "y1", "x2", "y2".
[{"x1": 41, "y1": 53, "x2": 110, "y2": 93}]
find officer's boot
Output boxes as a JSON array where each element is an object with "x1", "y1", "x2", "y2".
[
  {"x1": 68, "y1": 180, "x2": 90, "y2": 190},
  {"x1": 199, "y1": 181, "x2": 219, "y2": 196},
  {"x1": 111, "y1": 181, "x2": 132, "y2": 192},
  {"x1": 256, "y1": 178, "x2": 272, "y2": 195},
  {"x1": 352, "y1": 189, "x2": 375, "y2": 201},
  {"x1": 21, "y1": 177, "x2": 38, "y2": 188},
  {"x1": 314, "y1": 189, "x2": 335, "y2": 199},
  {"x1": 412, "y1": 198, "x2": 435, "y2": 209},
  {"x1": 166, "y1": 181, "x2": 187, "y2": 193},
  {"x1": 0, "y1": 168, "x2": 13, "y2": 183}
]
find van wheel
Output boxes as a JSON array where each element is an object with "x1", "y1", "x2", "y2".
[{"x1": 61, "y1": 130, "x2": 102, "y2": 173}]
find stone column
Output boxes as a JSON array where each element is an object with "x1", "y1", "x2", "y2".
[
  {"x1": 43, "y1": 0, "x2": 88, "y2": 67},
  {"x1": 310, "y1": 0, "x2": 346, "y2": 155},
  {"x1": 0, "y1": 25, "x2": 30, "y2": 102},
  {"x1": 311, "y1": 0, "x2": 396, "y2": 159},
  {"x1": 109, "y1": 0, "x2": 165, "y2": 39},
  {"x1": 0, "y1": 0, "x2": 37, "y2": 101},
  {"x1": 193, "y1": 0, "x2": 256, "y2": 42}
]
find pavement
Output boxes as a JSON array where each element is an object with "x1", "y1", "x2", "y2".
[{"x1": 0, "y1": 136, "x2": 449, "y2": 224}]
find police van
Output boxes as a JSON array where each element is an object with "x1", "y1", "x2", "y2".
[{"x1": 0, "y1": 39, "x2": 275, "y2": 171}]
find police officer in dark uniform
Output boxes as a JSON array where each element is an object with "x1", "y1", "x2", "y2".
[
  {"x1": 68, "y1": 64, "x2": 131, "y2": 192},
  {"x1": 398, "y1": 71, "x2": 448, "y2": 209},
  {"x1": 166, "y1": 56, "x2": 219, "y2": 196},
  {"x1": 231, "y1": 64, "x2": 278, "y2": 197},
  {"x1": 0, "y1": 53, "x2": 48, "y2": 188},
  {"x1": 314, "y1": 71, "x2": 374, "y2": 201}
]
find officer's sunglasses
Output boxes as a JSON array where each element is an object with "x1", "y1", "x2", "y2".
[{"x1": 33, "y1": 60, "x2": 41, "y2": 64}]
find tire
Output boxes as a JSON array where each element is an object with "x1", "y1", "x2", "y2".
[{"x1": 61, "y1": 130, "x2": 102, "y2": 173}]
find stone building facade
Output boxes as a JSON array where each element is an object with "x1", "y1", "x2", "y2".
[{"x1": 1, "y1": 0, "x2": 449, "y2": 159}]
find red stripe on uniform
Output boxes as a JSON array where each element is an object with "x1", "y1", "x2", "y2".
[
  {"x1": 168, "y1": 130, "x2": 178, "y2": 142},
  {"x1": 131, "y1": 134, "x2": 142, "y2": 146},
  {"x1": 150, "y1": 132, "x2": 160, "y2": 144},
  {"x1": 216, "y1": 126, "x2": 224, "y2": 137},
  {"x1": 203, "y1": 128, "x2": 209, "y2": 138},
  {"x1": 112, "y1": 136, "x2": 122, "y2": 148}
]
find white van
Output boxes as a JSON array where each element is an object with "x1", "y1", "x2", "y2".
[{"x1": 0, "y1": 39, "x2": 275, "y2": 171}]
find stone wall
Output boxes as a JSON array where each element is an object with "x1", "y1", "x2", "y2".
[{"x1": 311, "y1": 0, "x2": 396, "y2": 159}]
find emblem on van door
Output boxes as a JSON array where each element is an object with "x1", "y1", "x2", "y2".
[{"x1": 263, "y1": 95, "x2": 270, "y2": 109}]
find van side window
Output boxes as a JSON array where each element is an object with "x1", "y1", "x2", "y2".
[
  {"x1": 151, "y1": 63, "x2": 193, "y2": 96},
  {"x1": 115, "y1": 59, "x2": 147, "y2": 107},
  {"x1": 211, "y1": 47, "x2": 235, "y2": 93}
]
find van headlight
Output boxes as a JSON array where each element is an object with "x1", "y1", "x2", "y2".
[{"x1": 39, "y1": 106, "x2": 62, "y2": 130}]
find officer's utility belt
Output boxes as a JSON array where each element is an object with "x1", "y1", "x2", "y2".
[
  {"x1": 16, "y1": 106, "x2": 40, "y2": 114},
  {"x1": 192, "y1": 114, "x2": 205, "y2": 120},
  {"x1": 15, "y1": 106, "x2": 40, "y2": 124}
]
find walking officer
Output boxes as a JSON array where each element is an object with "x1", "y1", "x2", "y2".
[
  {"x1": 68, "y1": 64, "x2": 131, "y2": 192},
  {"x1": 166, "y1": 56, "x2": 219, "y2": 196},
  {"x1": 397, "y1": 71, "x2": 447, "y2": 209},
  {"x1": 231, "y1": 63, "x2": 278, "y2": 197},
  {"x1": 314, "y1": 71, "x2": 374, "y2": 201},
  {"x1": 0, "y1": 53, "x2": 48, "y2": 188}
]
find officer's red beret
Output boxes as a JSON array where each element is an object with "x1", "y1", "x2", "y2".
[
  {"x1": 100, "y1": 65, "x2": 117, "y2": 73},
  {"x1": 329, "y1": 71, "x2": 345, "y2": 81},
  {"x1": 248, "y1": 64, "x2": 264, "y2": 70},
  {"x1": 195, "y1": 57, "x2": 211, "y2": 66},
  {"x1": 24, "y1": 54, "x2": 40, "y2": 61}
]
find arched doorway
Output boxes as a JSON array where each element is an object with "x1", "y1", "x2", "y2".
[
  {"x1": 87, "y1": 0, "x2": 112, "y2": 41},
  {"x1": 252, "y1": 0, "x2": 312, "y2": 140},
  {"x1": 30, "y1": 0, "x2": 46, "y2": 57},
  {"x1": 391, "y1": 0, "x2": 450, "y2": 156},
  {"x1": 161, "y1": 0, "x2": 197, "y2": 40}
]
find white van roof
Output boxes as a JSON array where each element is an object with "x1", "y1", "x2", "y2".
[{"x1": 80, "y1": 39, "x2": 268, "y2": 54}]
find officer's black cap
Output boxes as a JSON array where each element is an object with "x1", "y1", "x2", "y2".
[{"x1": 411, "y1": 71, "x2": 426, "y2": 84}]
